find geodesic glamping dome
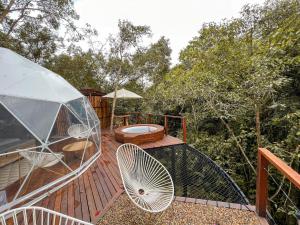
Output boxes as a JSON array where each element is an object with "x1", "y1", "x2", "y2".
[{"x1": 0, "y1": 48, "x2": 101, "y2": 211}]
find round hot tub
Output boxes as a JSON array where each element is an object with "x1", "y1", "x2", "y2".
[{"x1": 114, "y1": 124, "x2": 165, "y2": 145}]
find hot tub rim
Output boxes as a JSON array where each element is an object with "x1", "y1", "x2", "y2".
[{"x1": 114, "y1": 124, "x2": 165, "y2": 145}]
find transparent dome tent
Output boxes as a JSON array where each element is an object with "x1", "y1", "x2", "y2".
[{"x1": 0, "y1": 48, "x2": 101, "y2": 212}]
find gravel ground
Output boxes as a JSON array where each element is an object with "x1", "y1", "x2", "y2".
[{"x1": 97, "y1": 194, "x2": 260, "y2": 225}]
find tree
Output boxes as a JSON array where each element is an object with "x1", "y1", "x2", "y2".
[
  {"x1": 0, "y1": 0, "x2": 78, "y2": 36},
  {"x1": 146, "y1": 3, "x2": 300, "y2": 223},
  {"x1": 0, "y1": 0, "x2": 95, "y2": 63},
  {"x1": 45, "y1": 48, "x2": 105, "y2": 89},
  {"x1": 132, "y1": 36, "x2": 171, "y2": 86},
  {"x1": 103, "y1": 20, "x2": 151, "y2": 131}
]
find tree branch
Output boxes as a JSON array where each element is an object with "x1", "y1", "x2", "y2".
[
  {"x1": 0, "y1": 0, "x2": 16, "y2": 23},
  {"x1": 219, "y1": 116, "x2": 257, "y2": 174},
  {"x1": 5, "y1": 1, "x2": 31, "y2": 36}
]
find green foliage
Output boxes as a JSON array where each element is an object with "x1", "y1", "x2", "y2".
[
  {"x1": 0, "y1": 0, "x2": 79, "y2": 37},
  {"x1": 145, "y1": 1, "x2": 300, "y2": 224},
  {"x1": 132, "y1": 36, "x2": 171, "y2": 84},
  {"x1": 98, "y1": 20, "x2": 173, "y2": 130},
  {"x1": 45, "y1": 49, "x2": 105, "y2": 89},
  {"x1": 107, "y1": 22, "x2": 148, "y2": 80},
  {"x1": 0, "y1": 0, "x2": 96, "y2": 63}
]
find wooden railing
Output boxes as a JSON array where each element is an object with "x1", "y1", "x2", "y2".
[
  {"x1": 114, "y1": 114, "x2": 130, "y2": 126},
  {"x1": 125, "y1": 112, "x2": 187, "y2": 143},
  {"x1": 256, "y1": 148, "x2": 300, "y2": 219}
]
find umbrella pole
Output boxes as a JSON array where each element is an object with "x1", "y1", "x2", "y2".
[{"x1": 110, "y1": 86, "x2": 118, "y2": 132}]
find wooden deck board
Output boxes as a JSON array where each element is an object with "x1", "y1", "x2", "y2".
[
  {"x1": 74, "y1": 178, "x2": 83, "y2": 220},
  {"x1": 141, "y1": 135, "x2": 183, "y2": 149},
  {"x1": 67, "y1": 181, "x2": 75, "y2": 218},
  {"x1": 83, "y1": 171, "x2": 97, "y2": 222},
  {"x1": 79, "y1": 173, "x2": 91, "y2": 222},
  {"x1": 91, "y1": 167, "x2": 108, "y2": 208},
  {"x1": 53, "y1": 188, "x2": 62, "y2": 213},
  {"x1": 34, "y1": 128, "x2": 183, "y2": 223},
  {"x1": 93, "y1": 163, "x2": 111, "y2": 202},
  {"x1": 60, "y1": 186, "x2": 68, "y2": 216}
]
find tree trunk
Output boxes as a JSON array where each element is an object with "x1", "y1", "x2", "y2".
[
  {"x1": 110, "y1": 85, "x2": 118, "y2": 132},
  {"x1": 0, "y1": 0, "x2": 15, "y2": 24},
  {"x1": 207, "y1": 102, "x2": 256, "y2": 173},
  {"x1": 109, "y1": 65, "x2": 122, "y2": 132},
  {"x1": 255, "y1": 104, "x2": 262, "y2": 148},
  {"x1": 248, "y1": 28, "x2": 253, "y2": 56},
  {"x1": 220, "y1": 117, "x2": 256, "y2": 174},
  {"x1": 191, "y1": 103, "x2": 198, "y2": 133}
]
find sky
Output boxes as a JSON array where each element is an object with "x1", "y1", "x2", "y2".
[{"x1": 74, "y1": 0, "x2": 265, "y2": 65}]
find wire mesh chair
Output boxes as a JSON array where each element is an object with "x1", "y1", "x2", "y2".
[
  {"x1": 116, "y1": 143, "x2": 174, "y2": 213},
  {"x1": 0, "y1": 206, "x2": 92, "y2": 225},
  {"x1": 68, "y1": 124, "x2": 89, "y2": 139}
]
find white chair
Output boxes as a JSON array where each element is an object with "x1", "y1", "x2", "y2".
[
  {"x1": 0, "y1": 206, "x2": 92, "y2": 225},
  {"x1": 116, "y1": 143, "x2": 174, "y2": 213},
  {"x1": 68, "y1": 124, "x2": 89, "y2": 139},
  {"x1": 20, "y1": 151, "x2": 63, "y2": 168}
]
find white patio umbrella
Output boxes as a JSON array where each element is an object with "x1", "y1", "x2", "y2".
[
  {"x1": 103, "y1": 88, "x2": 143, "y2": 99},
  {"x1": 103, "y1": 88, "x2": 142, "y2": 131}
]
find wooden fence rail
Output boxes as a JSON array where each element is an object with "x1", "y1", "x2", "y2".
[{"x1": 256, "y1": 148, "x2": 300, "y2": 219}]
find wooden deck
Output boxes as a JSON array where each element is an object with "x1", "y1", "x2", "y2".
[
  {"x1": 139, "y1": 134, "x2": 183, "y2": 149},
  {"x1": 35, "y1": 129, "x2": 183, "y2": 223}
]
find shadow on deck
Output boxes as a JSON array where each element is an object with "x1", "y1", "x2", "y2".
[{"x1": 35, "y1": 129, "x2": 183, "y2": 223}]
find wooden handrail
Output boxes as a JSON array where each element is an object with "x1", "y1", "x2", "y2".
[
  {"x1": 128, "y1": 112, "x2": 184, "y2": 119},
  {"x1": 260, "y1": 148, "x2": 300, "y2": 189},
  {"x1": 163, "y1": 115, "x2": 183, "y2": 119},
  {"x1": 256, "y1": 148, "x2": 300, "y2": 217}
]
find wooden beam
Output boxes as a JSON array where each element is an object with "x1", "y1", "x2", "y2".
[
  {"x1": 256, "y1": 149, "x2": 269, "y2": 217},
  {"x1": 259, "y1": 148, "x2": 300, "y2": 189},
  {"x1": 256, "y1": 148, "x2": 300, "y2": 217}
]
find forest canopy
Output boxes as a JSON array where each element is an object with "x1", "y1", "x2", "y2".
[
  {"x1": 0, "y1": 0, "x2": 299, "y2": 224},
  {"x1": 146, "y1": 0, "x2": 299, "y2": 223}
]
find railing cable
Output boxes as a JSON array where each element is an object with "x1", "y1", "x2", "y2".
[{"x1": 265, "y1": 167, "x2": 300, "y2": 222}]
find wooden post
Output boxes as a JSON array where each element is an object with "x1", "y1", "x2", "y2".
[
  {"x1": 137, "y1": 113, "x2": 141, "y2": 124},
  {"x1": 164, "y1": 115, "x2": 168, "y2": 135},
  {"x1": 147, "y1": 114, "x2": 152, "y2": 124},
  {"x1": 256, "y1": 149, "x2": 269, "y2": 217},
  {"x1": 182, "y1": 117, "x2": 187, "y2": 143}
]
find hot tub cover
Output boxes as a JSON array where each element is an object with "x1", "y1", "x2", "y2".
[{"x1": 0, "y1": 48, "x2": 101, "y2": 211}]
